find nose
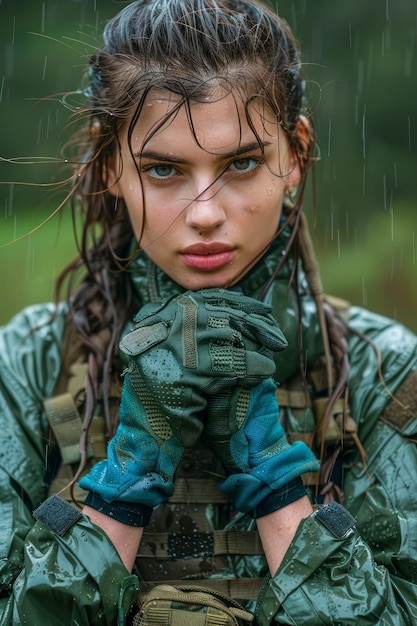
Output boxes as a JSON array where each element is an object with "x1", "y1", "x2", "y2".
[{"x1": 184, "y1": 183, "x2": 226, "y2": 232}]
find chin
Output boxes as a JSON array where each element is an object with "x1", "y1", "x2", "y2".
[{"x1": 177, "y1": 274, "x2": 236, "y2": 292}]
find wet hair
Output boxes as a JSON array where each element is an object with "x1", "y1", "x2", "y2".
[{"x1": 57, "y1": 0, "x2": 350, "y2": 487}]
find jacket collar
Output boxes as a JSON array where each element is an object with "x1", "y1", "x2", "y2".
[{"x1": 129, "y1": 227, "x2": 292, "y2": 306}]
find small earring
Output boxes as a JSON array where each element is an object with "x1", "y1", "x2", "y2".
[{"x1": 286, "y1": 186, "x2": 297, "y2": 204}]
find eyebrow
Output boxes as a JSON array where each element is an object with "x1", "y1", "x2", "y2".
[{"x1": 136, "y1": 141, "x2": 271, "y2": 164}]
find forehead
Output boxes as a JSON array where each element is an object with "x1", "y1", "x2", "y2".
[{"x1": 126, "y1": 89, "x2": 281, "y2": 154}]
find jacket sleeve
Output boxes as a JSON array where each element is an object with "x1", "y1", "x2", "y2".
[
  {"x1": 0, "y1": 304, "x2": 66, "y2": 602},
  {"x1": 3, "y1": 496, "x2": 139, "y2": 626},
  {"x1": 0, "y1": 305, "x2": 139, "y2": 625},
  {"x1": 256, "y1": 502, "x2": 417, "y2": 625},
  {"x1": 256, "y1": 308, "x2": 417, "y2": 625}
]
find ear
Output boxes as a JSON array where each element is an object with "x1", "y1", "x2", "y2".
[
  {"x1": 105, "y1": 156, "x2": 123, "y2": 198},
  {"x1": 285, "y1": 115, "x2": 312, "y2": 190}
]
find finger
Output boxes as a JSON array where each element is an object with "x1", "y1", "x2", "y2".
[
  {"x1": 229, "y1": 314, "x2": 288, "y2": 352},
  {"x1": 200, "y1": 288, "x2": 272, "y2": 317}
]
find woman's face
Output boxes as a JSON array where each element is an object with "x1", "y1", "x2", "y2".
[{"x1": 108, "y1": 90, "x2": 300, "y2": 290}]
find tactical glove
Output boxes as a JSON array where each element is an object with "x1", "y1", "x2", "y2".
[
  {"x1": 123, "y1": 287, "x2": 287, "y2": 399},
  {"x1": 204, "y1": 377, "x2": 320, "y2": 517}
]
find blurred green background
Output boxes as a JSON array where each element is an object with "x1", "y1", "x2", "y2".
[{"x1": 0, "y1": 0, "x2": 416, "y2": 330}]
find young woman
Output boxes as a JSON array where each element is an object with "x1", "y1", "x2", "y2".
[{"x1": 1, "y1": 1, "x2": 417, "y2": 624}]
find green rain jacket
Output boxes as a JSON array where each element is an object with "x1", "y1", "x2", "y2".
[{"x1": 1, "y1": 231, "x2": 417, "y2": 625}]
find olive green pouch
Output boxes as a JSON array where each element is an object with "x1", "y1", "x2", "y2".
[{"x1": 133, "y1": 584, "x2": 254, "y2": 626}]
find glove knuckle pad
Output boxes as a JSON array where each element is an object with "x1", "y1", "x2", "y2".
[{"x1": 120, "y1": 322, "x2": 169, "y2": 356}]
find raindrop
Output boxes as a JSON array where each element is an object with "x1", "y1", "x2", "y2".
[
  {"x1": 8, "y1": 183, "x2": 14, "y2": 217},
  {"x1": 362, "y1": 104, "x2": 366, "y2": 160},
  {"x1": 390, "y1": 206, "x2": 394, "y2": 242},
  {"x1": 41, "y1": 2, "x2": 46, "y2": 34},
  {"x1": 330, "y1": 197, "x2": 334, "y2": 241},
  {"x1": 42, "y1": 56, "x2": 48, "y2": 81},
  {"x1": 362, "y1": 275, "x2": 368, "y2": 306}
]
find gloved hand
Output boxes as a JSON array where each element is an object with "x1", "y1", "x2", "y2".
[
  {"x1": 78, "y1": 364, "x2": 202, "y2": 519},
  {"x1": 121, "y1": 288, "x2": 288, "y2": 399},
  {"x1": 204, "y1": 377, "x2": 320, "y2": 517},
  {"x1": 79, "y1": 288, "x2": 286, "y2": 524}
]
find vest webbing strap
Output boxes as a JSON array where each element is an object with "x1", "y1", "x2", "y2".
[
  {"x1": 141, "y1": 578, "x2": 263, "y2": 601},
  {"x1": 138, "y1": 530, "x2": 262, "y2": 560},
  {"x1": 88, "y1": 415, "x2": 108, "y2": 460},
  {"x1": 169, "y1": 478, "x2": 230, "y2": 504},
  {"x1": 43, "y1": 393, "x2": 91, "y2": 465},
  {"x1": 44, "y1": 392, "x2": 104, "y2": 466},
  {"x1": 276, "y1": 387, "x2": 311, "y2": 409}
]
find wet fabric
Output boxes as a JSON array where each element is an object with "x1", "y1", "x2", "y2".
[{"x1": 0, "y1": 232, "x2": 417, "y2": 624}]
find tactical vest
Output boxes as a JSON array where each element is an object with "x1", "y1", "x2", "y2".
[{"x1": 44, "y1": 298, "x2": 375, "y2": 602}]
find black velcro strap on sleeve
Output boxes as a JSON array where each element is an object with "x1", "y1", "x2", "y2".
[
  {"x1": 315, "y1": 501, "x2": 356, "y2": 539},
  {"x1": 33, "y1": 494, "x2": 82, "y2": 536}
]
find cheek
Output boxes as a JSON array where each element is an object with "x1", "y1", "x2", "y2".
[
  {"x1": 124, "y1": 195, "x2": 145, "y2": 240},
  {"x1": 242, "y1": 182, "x2": 284, "y2": 218}
]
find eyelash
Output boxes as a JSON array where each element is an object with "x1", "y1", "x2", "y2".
[{"x1": 141, "y1": 156, "x2": 264, "y2": 185}]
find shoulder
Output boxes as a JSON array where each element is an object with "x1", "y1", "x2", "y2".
[
  {"x1": 347, "y1": 305, "x2": 417, "y2": 372},
  {"x1": 0, "y1": 302, "x2": 69, "y2": 402},
  {"x1": 346, "y1": 306, "x2": 417, "y2": 436}
]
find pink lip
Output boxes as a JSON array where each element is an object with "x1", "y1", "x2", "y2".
[{"x1": 181, "y1": 243, "x2": 236, "y2": 271}]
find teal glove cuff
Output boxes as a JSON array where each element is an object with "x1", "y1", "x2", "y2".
[
  {"x1": 78, "y1": 373, "x2": 187, "y2": 508},
  {"x1": 205, "y1": 378, "x2": 319, "y2": 514},
  {"x1": 251, "y1": 476, "x2": 307, "y2": 519},
  {"x1": 84, "y1": 492, "x2": 153, "y2": 526}
]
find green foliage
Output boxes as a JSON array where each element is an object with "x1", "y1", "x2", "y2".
[
  {"x1": 312, "y1": 206, "x2": 417, "y2": 331},
  {"x1": 0, "y1": 209, "x2": 76, "y2": 324}
]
